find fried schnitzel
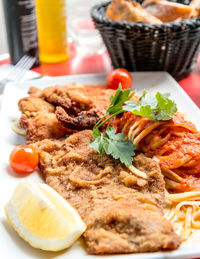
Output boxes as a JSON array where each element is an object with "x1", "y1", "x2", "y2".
[{"x1": 33, "y1": 130, "x2": 181, "y2": 254}]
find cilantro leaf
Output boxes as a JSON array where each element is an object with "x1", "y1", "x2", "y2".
[
  {"x1": 107, "y1": 84, "x2": 134, "y2": 115},
  {"x1": 104, "y1": 138, "x2": 135, "y2": 165},
  {"x1": 140, "y1": 92, "x2": 157, "y2": 109},
  {"x1": 104, "y1": 126, "x2": 135, "y2": 165},
  {"x1": 123, "y1": 100, "x2": 140, "y2": 111},
  {"x1": 105, "y1": 125, "x2": 126, "y2": 141},
  {"x1": 154, "y1": 111, "x2": 172, "y2": 121},
  {"x1": 132, "y1": 105, "x2": 153, "y2": 119},
  {"x1": 90, "y1": 126, "x2": 136, "y2": 165},
  {"x1": 90, "y1": 135, "x2": 104, "y2": 153},
  {"x1": 154, "y1": 92, "x2": 177, "y2": 120},
  {"x1": 109, "y1": 84, "x2": 122, "y2": 106},
  {"x1": 123, "y1": 91, "x2": 177, "y2": 121},
  {"x1": 123, "y1": 101, "x2": 153, "y2": 119}
]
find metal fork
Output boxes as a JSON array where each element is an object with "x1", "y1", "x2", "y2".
[{"x1": 0, "y1": 55, "x2": 36, "y2": 94}]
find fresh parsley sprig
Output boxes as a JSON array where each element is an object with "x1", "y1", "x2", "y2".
[
  {"x1": 90, "y1": 84, "x2": 136, "y2": 165},
  {"x1": 90, "y1": 86, "x2": 177, "y2": 166},
  {"x1": 90, "y1": 126, "x2": 136, "y2": 165},
  {"x1": 123, "y1": 91, "x2": 177, "y2": 121}
]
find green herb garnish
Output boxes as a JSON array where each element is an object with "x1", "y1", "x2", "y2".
[
  {"x1": 90, "y1": 86, "x2": 177, "y2": 165},
  {"x1": 90, "y1": 84, "x2": 136, "y2": 165},
  {"x1": 123, "y1": 91, "x2": 177, "y2": 121},
  {"x1": 90, "y1": 126, "x2": 136, "y2": 165}
]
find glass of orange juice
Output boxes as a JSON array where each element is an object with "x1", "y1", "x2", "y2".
[{"x1": 35, "y1": 0, "x2": 68, "y2": 63}]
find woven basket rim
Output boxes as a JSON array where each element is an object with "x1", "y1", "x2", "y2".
[{"x1": 91, "y1": 1, "x2": 200, "y2": 31}]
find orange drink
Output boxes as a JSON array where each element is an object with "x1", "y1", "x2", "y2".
[{"x1": 35, "y1": 0, "x2": 68, "y2": 63}]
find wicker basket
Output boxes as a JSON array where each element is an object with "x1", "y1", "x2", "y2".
[{"x1": 91, "y1": 1, "x2": 200, "y2": 80}]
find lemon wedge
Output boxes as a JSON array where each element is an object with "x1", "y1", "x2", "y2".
[{"x1": 4, "y1": 180, "x2": 86, "y2": 251}]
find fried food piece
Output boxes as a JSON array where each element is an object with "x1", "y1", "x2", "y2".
[
  {"x1": 106, "y1": 0, "x2": 162, "y2": 24},
  {"x1": 18, "y1": 84, "x2": 114, "y2": 142},
  {"x1": 18, "y1": 97, "x2": 70, "y2": 143},
  {"x1": 18, "y1": 96, "x2": 55, "y2": 114},
  {"x1": 29, "y1": 84, "x2": 93, "y2": 114},
  {"x1": 142, "y1": 0, "x2": 192, "y2": 22},
  {"x1": 28, "y1": 84, "x2": 110, "y2": 131},
  {"x1": 55, "y1": 86, "x2": 117, "y2": 130},
  {"x1": 29, "y1": 84, "x2": 115, "y2": 117},
  {"x1": 34, "y1": 130, "x2": 181, "y2": 254},
  {"x1": 55, "y1": 106, "x2": 100, "y2": 130}
]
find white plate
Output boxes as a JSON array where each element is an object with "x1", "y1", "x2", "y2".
[
  {"x1": 0, "y1": 65, "x2": 40, "y2": 108},
  {"x1": 0, "y1": 72, "x2": 200, "y2": 259}
]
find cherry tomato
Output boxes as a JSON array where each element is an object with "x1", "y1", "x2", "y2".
[
  {"x1": 9, "y1": 145, "x2": 38, "y2": 174},
  {"x1": 106, "y1": 68, "x2": 133, "y2": 90}
]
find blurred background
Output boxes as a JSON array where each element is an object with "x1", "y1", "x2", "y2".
[
  {"x1": 0, "y1": 0, "x2": 199, "y2": 105},
  {"x1": 0, "y1": 0, "x2": 103, "y2": 55},
  {"x1": 0, "y1": 0, "x2": 199, "y2": 81}
]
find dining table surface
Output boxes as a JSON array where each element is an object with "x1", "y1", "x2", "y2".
[{"x1": 0, "y1": 41, "x2": 199, "y2": 108}]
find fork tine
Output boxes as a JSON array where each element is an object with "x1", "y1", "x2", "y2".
[
  {"x1": 4, "y1": 56, "x2": 29, "y2": 80},
  {"x1": 19, "y1": 56, "x2": 36, "y2": 71},
  {"x1": 6, "y1": 57, "x2": 30, "y2": 80},
  {"x1": 11, "y1": 60, "x2": 36, "y2": 81},
  {"x1": 15, "y1": 55, "x2": 28, "y2": 67},
  {"x1": 10, "y1": 56, "x2": 33, "y2": 73},
  {"x1": 7, "y1": 56, "x2": 36, "y2": 81},
  {"x1": 0, "y1": 55, "x2": 37, "y2": 94},
  {"x1": 0, "y1": 55, "x2": 36, "y2": 94},
  {"x1": 21, "y1": 56, "x2": 36, "y2": 70}
]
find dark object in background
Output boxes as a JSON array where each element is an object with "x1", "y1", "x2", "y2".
[
  {"x1": 91, "y1": 1, "x2": 200, "y2": 80},
  {"x1": 2, "y1": 0, "x2": 40, "y2": 68}
]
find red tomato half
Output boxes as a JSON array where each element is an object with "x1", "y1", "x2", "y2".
[
  {"x1": 9, "y1": 145, "x2": 38, "y2": 174},
  {"x1": 106, "y1": 68, "x2": 133, "y2": 90}
]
